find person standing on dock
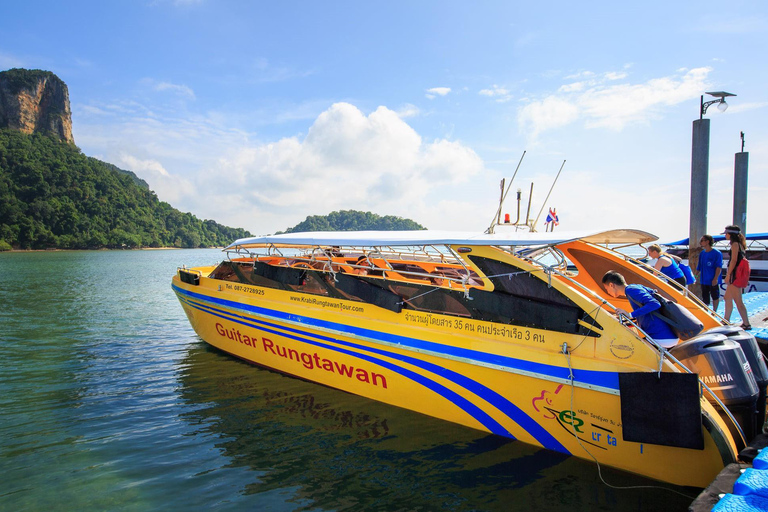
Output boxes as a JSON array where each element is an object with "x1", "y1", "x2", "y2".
[
  {"x1": 647, "y1": 244, "x2": 686, "y2": 287},
  {"x1": 723, "y1": 226, "x2": 751, "y2": 330},
  {"x1": 697, "y1": 235, "x2": 723, "y2": 311}
]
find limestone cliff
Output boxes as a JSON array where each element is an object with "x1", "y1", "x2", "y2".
[{"x1": 0, "y1": 68, "x2": 74, "y2": 144}]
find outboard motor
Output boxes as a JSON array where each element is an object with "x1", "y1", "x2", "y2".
[
  {"x1": 706, "y1": 325, "x2": 768, "y2": 432},
  {"x1": 670, "y1": 333, "x2": 760, "y2": 443}
]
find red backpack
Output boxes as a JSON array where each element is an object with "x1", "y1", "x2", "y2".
[{"x1": 734, "y1": 254, "x2": 751, "y2": 288}]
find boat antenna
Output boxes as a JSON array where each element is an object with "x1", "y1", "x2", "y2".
[
  {"x1": 524, "y1": 182, "x2": 534, "y2": 229},
  {"x1": 487, "y1": 151, "x2": 526, "y2": 233},
  {"x1": 532, "y1": 160, "x2": 566, "y2": 231},
  {"x1": 496, "y1": 178, "x2": 505, "y2": 226}
]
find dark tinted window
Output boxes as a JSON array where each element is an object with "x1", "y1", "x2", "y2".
[{"x1": 468, "y1": 256, "x2": 600, "y2": 336}]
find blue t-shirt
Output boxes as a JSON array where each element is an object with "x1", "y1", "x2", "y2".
[
  {"x1": 658, "y1": 255, "x2": 685, "y2": 280},
  {"x1": 697, "y1": 248, "x2": 723, "y2": 285},
  {"x1": 625, "y1": 284, "x2": 677, "y2": 341}
]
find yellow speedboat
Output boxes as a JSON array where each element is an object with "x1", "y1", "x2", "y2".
[{"x1": 173, "y1": 229, "x2": 766, "y2": 487}]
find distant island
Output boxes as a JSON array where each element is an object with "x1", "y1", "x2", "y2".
[
  {"x1": 279, "y1": 210, "x2": 425, "y2": 234},
  {"x1": 0, "y1": 68, "x2": 425, "y2": 251}
]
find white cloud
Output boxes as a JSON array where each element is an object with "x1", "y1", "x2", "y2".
[
  {"x1": 722, "y1": 102, "x2": 768, "y2": 114},
  {"x1": 517, "y1": 96, "x2": 579, "y2": 139},
  {"x1": 479, "y1": 84, "x2": 512, "y2": 102},
  {"x1": 426, "y1": 87, "x2": 451, "y2": 99},
  {"x1": 604, "y1": 71, "x2": 627, "y2": 81},
  {"x1": 116, "y1": 153, "x2": 196, "y2": 205},
  {"x1": 396, "y1": 103, "x2": 420, "y2": 118},
  {"x1": 518, "y1": 67, "x2": 712, "y2": 137},
  {"x1": 193, "y1": 103, "x2": 483, "y2": 232},
  {"x1": 558, "y1": 82, "x2": 586, "y2": 93},
  {"x1": 119, "y1": 153, "x2": 170, "y2": 177},
  {"x1": 538, "y1": 170, "x2": 693, "y2": 240},
  {"x1": 564, "y1": 71, "x2": 595, "y2": 80},
  {"x1": 154, "y1": 81, "x2": 196, "y2": 99},
  {"x1": 79, "y1": 102, "x2": 484, "y2": 233},
  {"x1": 79, "y1": 105, "x2": 110, "y2": 116}
]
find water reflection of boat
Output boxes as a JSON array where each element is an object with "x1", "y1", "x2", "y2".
[
  {"x1": 177, "y1": 344, "x2": 693, "y2": 511},
  {"x1": 173, "y1": 229, "x2": 767, "y2": 487},
  {"x1": 664, "y1": 233, "x2": 768, "y2": 293}
]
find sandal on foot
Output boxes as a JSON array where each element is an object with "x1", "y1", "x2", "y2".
[{"x1": 742, "y1": 324, "x2": 752, "y2": 330}]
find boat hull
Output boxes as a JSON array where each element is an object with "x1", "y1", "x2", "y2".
[{"x1": 173, "y1": 274, "x2": 734, "y2": 488}]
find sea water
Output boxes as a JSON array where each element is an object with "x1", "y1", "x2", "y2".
[{"x1": 0, "y1": 250, "x2": 693, "y2": 511}]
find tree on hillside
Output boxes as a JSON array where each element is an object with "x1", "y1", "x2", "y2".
[
  {"x1": 281, "y1": 210, "x2": 425, "y2": 234},
  {"x1": 0, "y1": 129, "x2": 250, "y2": 249}
]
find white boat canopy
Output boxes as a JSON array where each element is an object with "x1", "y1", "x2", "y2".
[{"x1": 224, "y1": 229, "x2": 657, "y2": 251}]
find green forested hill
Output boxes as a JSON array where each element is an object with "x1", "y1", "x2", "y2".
[
  {"x1": 0, "y1": 129, "x2": 250, "y2": 250},
  {"x1": 281, "y1": 210, "x2": 425, "y2": 233}
]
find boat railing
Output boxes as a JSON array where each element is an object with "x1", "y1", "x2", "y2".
[
  {"x1": 612, "y1": 303, "x2": 748, "y2": 447},
  {"x1": 612, "y1": 306, "x2": 747, "y2": 447},
  {"x1": 224, "y1": 244, "x2": 483, "y2": 294},
  {"x1": 226, "y1": 244, "x2": 456, "y2": 264},
  {"x1": 530, "y1": 240, "x2": 724, "y2": 322},
  {"x1": 617, "y1": 251, "x2": 732, "y2": 323}
]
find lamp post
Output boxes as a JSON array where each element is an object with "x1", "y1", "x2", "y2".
[
  {"x1": 689, "y1": 91, "x2": 736, "y2": 296},
  {"x1": 699, "y1": 91, "x2": 735, "y2": 119}
]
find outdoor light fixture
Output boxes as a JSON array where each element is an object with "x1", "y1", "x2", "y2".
[{"x1": 700, "y1": 91, "x2": 736, "y2": 119}]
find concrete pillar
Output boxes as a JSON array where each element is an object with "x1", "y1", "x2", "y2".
[
  {"x1": 733, "y1": 152, "x2": 749, "y2": 232},
  {"x1": 689, "y1": 118, "x2": 710, "y2": 297}
]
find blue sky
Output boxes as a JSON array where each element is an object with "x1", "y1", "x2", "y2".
[{"x1": 1, "y1": 1, "x2": 766, "y2": 240}]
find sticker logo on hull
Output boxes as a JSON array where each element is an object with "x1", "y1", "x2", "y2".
[{"x1": 610, "y1": 338, "x2": 635, "y2": 359}]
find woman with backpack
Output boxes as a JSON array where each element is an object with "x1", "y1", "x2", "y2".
[
  {"x1": 648, "y1": 244, "x2": 687, "y2": 287},
  {"x1": 723, "y1": 225, "x2": 751, "y2": 330}
]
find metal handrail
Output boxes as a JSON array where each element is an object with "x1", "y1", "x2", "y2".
[{"x1": 522, "y1": 258, "x2": 748, "y2": 447}]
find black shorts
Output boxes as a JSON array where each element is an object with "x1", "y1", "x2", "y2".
[{"x1": 701, "y1": 284, "x2": 720, "y2": 305}]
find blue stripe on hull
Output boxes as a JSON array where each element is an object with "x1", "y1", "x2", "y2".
[
  {"x1": 179, "y1": 294, "x2": 512, "y2": 438},
  {"x1": 174, "y1": 285, "x2": 571, "y2": 453},
  {"x1": 173, "y1": 284, "x2": 618, "y2": 390}
]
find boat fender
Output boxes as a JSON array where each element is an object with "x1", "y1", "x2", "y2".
[{"x1": 179, "y1": 269, "x2": 200, "y2": 285}]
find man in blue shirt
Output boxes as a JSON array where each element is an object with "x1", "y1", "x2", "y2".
[
  {"x1": 602, "y1": 270, "x2": 678, "y2": 348},
  {"x1": 696, "y1": 234, "x2": 723, "y2": 310}
]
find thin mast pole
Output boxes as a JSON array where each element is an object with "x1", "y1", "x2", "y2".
[
  {"x1": 533, "y1": 160, "x2": 565, "y2": 231},
  {"x1": 488, "y1": 151, "x2": 526, "y2": 232}
]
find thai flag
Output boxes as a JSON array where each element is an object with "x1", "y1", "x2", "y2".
[{"x1": 546, "y1": 208, "x2": 559, "y2": 226}]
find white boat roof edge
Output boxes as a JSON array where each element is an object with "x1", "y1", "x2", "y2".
[{"x1": 224, "y1": 229, "x2": 658, "y2": 250}]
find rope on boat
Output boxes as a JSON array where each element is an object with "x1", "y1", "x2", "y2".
[
  {"x1": 560, "y1": 343, "x2": 696, "y2": 498},
  {"x1": 484, "y1": 270, "x2": 540, "y2": 280},
  {"x1": 397, "y1": 286, "x2": 443, "y2": 306},
  {"x1": 398, "y1": 269, "x2": 535, "y2": 306}
]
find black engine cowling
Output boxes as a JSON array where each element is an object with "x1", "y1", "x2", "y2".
[
  {"x1": 670, "y1": 333, "x2": 760, "y2": 442},
  {"x1": 705, "y1": 326, "x2": 768, "y2": 434}
]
